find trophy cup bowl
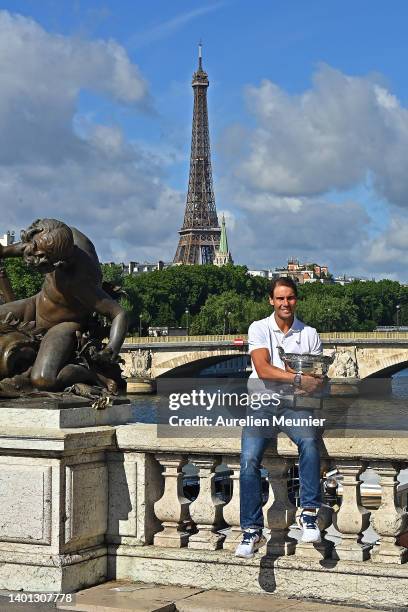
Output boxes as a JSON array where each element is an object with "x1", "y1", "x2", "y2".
[
  {"x1": 277, "y1": 347, "x2": 335, "y2": 407},
  {"x1": 277, "y1": 347, "x2": 334, "y2": 378}
]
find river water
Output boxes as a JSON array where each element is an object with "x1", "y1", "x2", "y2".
[
  {"x1": 129, "y1": 368, "x2": 408, "y2": 424},
  {"x1": 391, "y1": 367, "x2": 408, "y2": 398}
]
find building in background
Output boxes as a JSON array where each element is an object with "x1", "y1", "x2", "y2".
[
  {"x1": 173, "y1": 44, "x2": 222, "y2": 265},
  {"x1": 247, "y1": 269, "x2": 276, "y2": 279},
  {"x1": 273, "y1": 258, "x2": 332, "y2": 284},
  {"x1": 248, "y1": 258, "x2": 332, "y2": 284},
  {"x1": 213, "y1": 214, "x2": 233, "y2": 266},
  {"x1": 103, "y1": 260, "x2": 172, "y2": 276},
  {"x1": 0, "y1": 231, "x2": 15, "y2": 247},
  {"x1": 333, "y1": 274, "x2": 370, "y2": 285},
  {"x1": 148, "y1": 326, "x2": 187, "y2": 337}
]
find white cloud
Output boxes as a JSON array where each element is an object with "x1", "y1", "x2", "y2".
[
  {"x1": 363, "y1": 215, "x2": 408, "y2": 277},
  {"x1": 230, "y1": 65, "x2": 408, "y2": 208},
  {"x1": 0, "y1": 11, "x2": 181, "y2": 263},
  {"x1": 225, "y1": 197, "x2": 370, "y2": 272},
  {"x1": 374, "y1": 85, "x2": 398, "y2": 111},
  {"x1": 219, "y1": 65, "x2": 408, "y2": 279}
]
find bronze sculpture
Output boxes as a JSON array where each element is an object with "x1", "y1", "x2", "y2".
[{"x1": 0, "y1": 219, "x2": 128, "y2": 398}]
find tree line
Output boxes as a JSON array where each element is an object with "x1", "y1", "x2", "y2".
[
  {"x1": 102, "y1": 264, "x2": 407, "y2": 334},
  {"x1": 2, "y1": 259, "x2": 407, "y2": 334}
]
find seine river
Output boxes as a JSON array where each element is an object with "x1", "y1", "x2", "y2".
[
  {"x1": 391, "y1": 367, "x2": 408, "y2": 398},
  {"x1": 129, "y1": 368, "x2": 408, "y2": 424}
]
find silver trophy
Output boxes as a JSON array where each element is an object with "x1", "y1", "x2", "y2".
[{"x1": 277, "y1": 347, "x2": 335, "y2": 408}]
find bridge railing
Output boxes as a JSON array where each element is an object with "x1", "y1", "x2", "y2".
[
  {"x1": 320, "y1": 331, "x2": 408, "y2": 340},
  {"x1": 125, "y1": 331, "x2": 408, "y2": 344},
  {"x1": 124, "y1": 334, "x2": 241, "y2": 344}
]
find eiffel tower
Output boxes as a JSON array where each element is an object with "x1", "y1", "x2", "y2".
[{"x1": 173, "y1": 44, "x2": 221, "y2": 265}]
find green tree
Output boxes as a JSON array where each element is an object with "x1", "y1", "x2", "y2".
[
  {"x1": 117, "y1": 265, "x2": 270, "y2": 333},
  {"x1": 96, "y1": 265, "x2": 408, "y2": 333},
  {"x1": 344, "y1": 280, "x2": 401, "y2": 328},
  {"x1": 3, "y1": 258, "x2": 43, "y2": 300},
  {"x1": 191, "y1": 291, "x2": 271, "y2": 335},
  {"x1": 297, "y1": 295, "x2": 359, "y2": 332},
  {"x1": 101, "y1": 263, "x2": 125, "y2": 286}
]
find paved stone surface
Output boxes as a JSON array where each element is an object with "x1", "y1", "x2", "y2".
[
  {"x1": 55, "y1": 581, "x2": 382, "y2": 612},
  {"x1": 175, "y1": 589, "x2": 378, "y2": 611},
  {"x1": 57, "y1": 581, "x2": 202, "y2": 611}
]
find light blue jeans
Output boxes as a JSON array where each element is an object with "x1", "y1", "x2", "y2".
[{"x1": 240, "y1": 403, "x2": 322, "y2": 530}]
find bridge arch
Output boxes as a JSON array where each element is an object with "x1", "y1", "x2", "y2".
[
  {"x1": 365, "y1": 360, "x2": 408, "y2": 379},
  {"x1": 152, "y1": 349, "x2": 244, "y2": 379},
  {"x1": 155, "y1": 354, "x2": 245, "y2": 378}
]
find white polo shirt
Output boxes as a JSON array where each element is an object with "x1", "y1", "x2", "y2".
[{"x1": 248, "y1": 312, "x2": 322, "y2": 379}]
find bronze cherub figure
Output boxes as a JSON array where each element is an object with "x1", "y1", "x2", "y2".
[{"x1": 0, "y1": 218, "x2": 128, "y2": 398}]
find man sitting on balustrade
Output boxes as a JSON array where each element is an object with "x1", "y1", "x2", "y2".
[{"x1": 235, "y1": 277, "x2": 325, "y2": 558}]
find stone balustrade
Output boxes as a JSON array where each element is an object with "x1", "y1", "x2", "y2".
[
  {"x1": 113, "y1": 426, "x2": 408, "y2": 563},
  {"x1": 1, "y1": 407, "x2": 408, "y2": 608},
  {"x1": 109, "y1": 424, "x2": 408, "y2": 607}
]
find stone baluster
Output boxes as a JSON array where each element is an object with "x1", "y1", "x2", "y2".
[
  {"x1": 263, "y1": 456, "x2": 296, "y2": 555},
  {"x1": 153, "y1": 453, "x2": 191, "y2": 548},
  {"x1": 295, "y1": 458, "x2": 334, "y2": 559},
  {"x1": 222, "y1": 455, "x2": 242, "y2": 551},
  {"x1": 188, "y1": 455, "x2": 225, "y2": 550},
  {"x1": 370, "y1": 461, "x2": 408, "y2": 564},
  {"x1": 332, "y1": 460, "x2": 371, "y2": 561}
]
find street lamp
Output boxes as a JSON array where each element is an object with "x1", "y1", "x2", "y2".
[
  {"x1": 396, "y1": 304, "x2": 401, "y2": 330},
  {"x1": 327, "y1": 308, "x2": 331, "y2": 333},
  {"x1": 185, "y1": 308, "x2": 190, "y2": 336},
  {"x1": 139, "y1": 313, "x2": 142, "y2": 337},
  {"x1": 227, "y1": 311, "x2": 232, "y2": 335}
]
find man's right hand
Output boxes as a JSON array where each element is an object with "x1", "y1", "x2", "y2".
[{"x1": 300, "y1": 374, "x2": 325, "y2": 394}]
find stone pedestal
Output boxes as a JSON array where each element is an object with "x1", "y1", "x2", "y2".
[
  {"x1": 0, "y1": 396, "x2": 132, "y2": 428},
  {"x1": 126, "y1": 378, "x2": 156, "y2": 394},
  {"x1": 0, "y1": 398, "x2": 129, "y2": 592}
]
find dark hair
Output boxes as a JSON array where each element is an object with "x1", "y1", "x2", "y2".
[{"x1": 269, "y1": 277, "x2": 298, "y2": 298}]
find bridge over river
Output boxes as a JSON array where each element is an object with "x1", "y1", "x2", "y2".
[{"x1": 120, "y1": 331, "x2": 408, "y2": 383}]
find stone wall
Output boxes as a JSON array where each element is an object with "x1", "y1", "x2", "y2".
[{"x1": 0, "y1": 401, "x2": 117, "y2": 592}]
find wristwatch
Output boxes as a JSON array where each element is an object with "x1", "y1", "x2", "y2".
[{"x1": 293, "y1": 372, "x2": 302, "y2": 388}]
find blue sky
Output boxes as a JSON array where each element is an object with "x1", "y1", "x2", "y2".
[{"x1": 2, "y1": 1, "x2": 408, "y2": 279}]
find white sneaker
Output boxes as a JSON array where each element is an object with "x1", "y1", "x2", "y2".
[
  {"x1": 298, "y1": 510, "x2": 321, "y2": 543},
  {"x1": 235, "y1": 529, "x2": 266, "y2": 558}
]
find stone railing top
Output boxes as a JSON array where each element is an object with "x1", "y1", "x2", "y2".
[
  {"x1": 124, "y1": 331, "x2": 408, "y2": 345},
  {"x1": 0, "y1": 424, "x2": 115, "y2": 453},
  {"x1": 124, "y1": 334, "x2": 240, "y2": 344},
  {"x1": 115, "y1": 423, "x2": 408, "y2": 461}
]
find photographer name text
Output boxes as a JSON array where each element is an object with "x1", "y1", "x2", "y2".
[{"x1": 168, "y1": 415, "x2": 326, "y2": 427}]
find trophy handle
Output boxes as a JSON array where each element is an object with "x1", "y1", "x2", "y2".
[{"x1": 277, "y1": 346, "x2": 286, "y2": 359}]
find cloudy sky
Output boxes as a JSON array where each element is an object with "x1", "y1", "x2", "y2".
[{"x1": 2, "y1": 1, "x2": 408, "y2": 280}]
